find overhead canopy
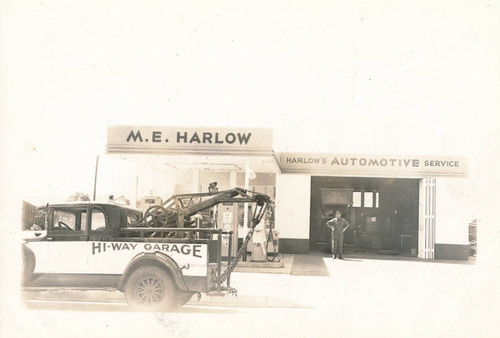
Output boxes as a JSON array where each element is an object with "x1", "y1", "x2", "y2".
[{"x1": 106, "y1": 126, "x2": 468, "y2": 178}]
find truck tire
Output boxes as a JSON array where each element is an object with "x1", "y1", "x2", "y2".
[{"x1": 124, "y1": 266, "x2": 176, "y2": 312}]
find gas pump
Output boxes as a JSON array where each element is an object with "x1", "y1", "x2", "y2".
[
  {"x1": 217, "y1": 202, "x2": 238, "y2": 259},
  {"x1": 137, "y1": 196, "x2": 162, "y2": 214},
  {"x1": 266, "y1": 229, "x2": 279, "y2": 257},
  {"x1": 249, "y1": 202, "x2": 277, "y2": 262},
  {"x1": 250, "y1": 219, "x2": 267, "y2": 261}
]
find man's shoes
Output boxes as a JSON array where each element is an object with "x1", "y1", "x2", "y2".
[
  {"x1": 339, "y1": 256, "x2": 344, "y2": 260},
  {"x1": 333, "y1": 255, "x2": 337, "y2": 259}
]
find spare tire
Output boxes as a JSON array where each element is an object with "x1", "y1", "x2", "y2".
[{"x1": 21, "y1": 244, "x2": 36, "y2": 284}]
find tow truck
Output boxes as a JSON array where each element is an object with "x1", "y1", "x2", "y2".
[{"x1": 22, "y1": 186, "x2": 272, "y2": 311}]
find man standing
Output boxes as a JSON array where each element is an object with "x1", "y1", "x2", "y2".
[{"x1": 326, "y1": 210, "x2": 350, "y2": 259}]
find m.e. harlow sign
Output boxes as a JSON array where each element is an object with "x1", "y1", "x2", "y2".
[{"x1": 106, "y1": 126, "x2": 273, "y2": 156}]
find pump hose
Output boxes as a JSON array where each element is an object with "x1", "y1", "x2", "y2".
[
  {"x1": 266, "y1": 228, "x2": 277, "y2": 262},
  {"x1": 219, "y1": 229, "x2": 254, "y2": 283}
]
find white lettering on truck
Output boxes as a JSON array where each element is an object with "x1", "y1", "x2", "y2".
[{"x1": 92, "y1": 242, "x2": 202, "y2": 258}]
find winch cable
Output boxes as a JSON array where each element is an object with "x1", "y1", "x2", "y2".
[
  {"x1": 219, "y1": 228, "x2": 254, "y2": 284},
  {"x1": 219, "y1": 202, "x2": 270, "y2": 284},
  {"x1": 266, "y1": 226, "x2": 277, "y2": 262},
  {"x1": 266, "y1": 204, "x2": 277, "y2": 262}
]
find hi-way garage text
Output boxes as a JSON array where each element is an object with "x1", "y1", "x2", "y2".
[{"x1": 92, "y1": 242, "x2": 203, "y2": 257}]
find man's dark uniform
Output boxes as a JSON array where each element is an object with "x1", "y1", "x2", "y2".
[{"x1": 327, "y1": 217, "x2": 350, "y2": 259}]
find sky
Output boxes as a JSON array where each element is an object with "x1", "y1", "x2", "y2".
[
  {"x1": 0, "y1": 4, "x2": 498, "y2": 218},
  {"x1": 1, "y1": 1, "x2": 499, "y2": 335},
  {"x1": 1, "y1": 0, "x2": 498, "y2": 211}
]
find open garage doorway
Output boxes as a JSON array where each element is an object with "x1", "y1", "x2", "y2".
[{"x1": 310, "y1": 177, "x2": 420, "y2": 258}]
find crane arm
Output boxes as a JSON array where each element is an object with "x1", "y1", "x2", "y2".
[{"x1": 143, "y1": 187, "x2": 271, "y2": 228}]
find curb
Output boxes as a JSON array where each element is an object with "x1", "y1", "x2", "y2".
[
  {"x1": 22, "y1": 289, "x2": 305, "y2": 309},
  {"x1": 22, "y1": 289, "x2": 126, "y2": 303}
]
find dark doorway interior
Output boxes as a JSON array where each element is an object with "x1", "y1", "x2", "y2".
[{"x1": 310, "y1": 177, "x2": 419, "y2": 257}]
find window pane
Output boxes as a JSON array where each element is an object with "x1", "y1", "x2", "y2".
[
  {"x1": 127, "y1": 212, "x2": 141, "y2": 226},
  {"x1": 353, "y1": 192, "x2": 362, "y2": 207},
  {"x1": 81, "y1": 212, "x2": 87, "y2": 229},
  {"x1": 364, "y1": 192, "x2": 373, "y2": 208},
  {"x1": 53, "y1": 210, "x2": 76, "y2": 230},
  {"x1": 91, "y1": 210, "x2": 106, "y2": 231}
]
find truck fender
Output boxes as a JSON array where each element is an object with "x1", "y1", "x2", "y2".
[{"x1": 118, "y1": 252, "x2": 189, "y2": 292}]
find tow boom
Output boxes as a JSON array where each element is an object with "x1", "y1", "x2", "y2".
[{"x1": 142, "y1": 187, "x2": 271, "y2": 229}]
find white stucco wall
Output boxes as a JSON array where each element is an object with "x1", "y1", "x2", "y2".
[
  {"x1": 275, "y1": 174, "x2": 311, "y2": 239},
  {"x1": 435, "y1": 177, "x2": 472, "y2": 245}
]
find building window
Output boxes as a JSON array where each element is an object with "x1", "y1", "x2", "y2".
[
  {"x1": 353, "y1": 192, "x2": 362, "y2": 207},
  {"x1": 364, "y1": 192, "x2": 373, "y2": 208},
  {"x1": 352, "y1": 191, "x2": 379, "y2": 209}
]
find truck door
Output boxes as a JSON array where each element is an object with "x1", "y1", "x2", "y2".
[
  {"x1": 47, "y1": 206, "x2": 89, "y2": 273},
  {"x1": 87, "y1": 205, "x2": 137, "y2": 274}
]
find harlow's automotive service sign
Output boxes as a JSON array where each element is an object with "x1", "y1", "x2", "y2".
[
  {"x1": 278, "y1": 153, "x2": 468, "y2": 178},
  {"x1": 107, "y1": 126, "x2": 273, "y2": 156}
]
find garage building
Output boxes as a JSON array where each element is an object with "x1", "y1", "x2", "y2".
[{"x1": 103, "y1": 125, "x2": 470, "y2": 261}]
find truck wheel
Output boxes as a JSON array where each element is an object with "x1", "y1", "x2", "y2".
[{"x1": 124, "y1": 266, "x2": 176, "y2": 312}]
